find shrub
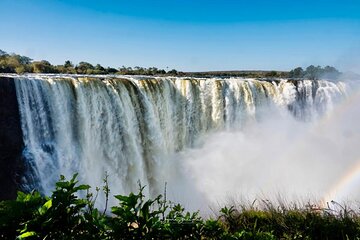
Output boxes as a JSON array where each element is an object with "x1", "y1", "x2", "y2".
[{"x1": 1, "y1": 174, "x2": 360, "y2": 239}]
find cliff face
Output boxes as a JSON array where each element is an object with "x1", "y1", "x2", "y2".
[{"x1": 0, "y1": 77, "x2": 24, "y2": 200}]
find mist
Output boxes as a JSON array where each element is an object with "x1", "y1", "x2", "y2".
[
  {"x1": 169, "y1": 81, "x2": 360, "y2": 213},
  {"x1": 12, "y1": 75, "x2": 359, "y2": 214}
]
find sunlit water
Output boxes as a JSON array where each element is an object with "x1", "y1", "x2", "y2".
[{"x1": 10, "y1": 74, "x2": 356, "y2": 212}]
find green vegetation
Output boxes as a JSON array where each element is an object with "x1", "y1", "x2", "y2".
[
  {"x1": 289, "y1": 65, "x2": 341, "y2": 80},
  {"x1": 187, "y1": 70, "x2": 289, "y2": 78},
  {"x1": 1, "y1": 49, "x2": 341, "y2": 79},
  {"x1": 0, "y1": 49, "x2": 180, "y2": 76},
  {"x1": 190, "y1": 66, "x2": 341, "y2": 79},
  {"x1": 1, "y1": 174, "x2": 360, "y2": 239}
]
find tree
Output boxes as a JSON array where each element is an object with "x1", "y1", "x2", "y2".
[
  {"x1": 1, "y1": 55, "x2": 25, "y2": 73},
  {"x1": 305, "y1": 65, "x2": 323, "y2": 80},
  {"x1": 167, "y1": 69, "x2": 178, "y2": 75},
  {"x1": 289, "y1": 67, "x2": 304, "y2": 78},
  {"x1": 289, "y1": 65, "x2": 341, "y2": 80},
  {"x1": 94, "y1": 64, "x2": 106, "y2": 74},
  {"x1": 95, "y1": 64, "x2": 105, "y2": 71},
  {"x1": 32, "y1": 60, "x2": 56, "y2": 73},
  {"x1": 15, "y1": 65, "x2": 26, "y2": 74},
  {"x1": 322, "y1": 66, "x2": 340, "y2": 79},
  {"x1": 106, "y1": 67, "x2": 118, "y2": 74},
  {"x1": 0, "y1": 49, "x2": 7, "y2": 56},
  {"x1": 58, "y1": 60, "x2": 76, "y2": 74},
  {"x1": 265, "y1": 71, "x2": 278, "y2": 78},
  {"x1": 16, "y1": 55, "x2": 32, "y2": 65},
  {"x1": 64, "y1": 60, "x2": 74, "y2": 68},
  {"x1": 76, "y1": 62, "x2": 94, "y2": 74}
]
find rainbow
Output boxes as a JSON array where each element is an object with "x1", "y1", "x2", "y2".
[
  {"x1": 320, "y1": 86, "x2": 360, "y2": 206},
  {"x1": 322, "y1": 160, "x2": 360, "y2": 207}
]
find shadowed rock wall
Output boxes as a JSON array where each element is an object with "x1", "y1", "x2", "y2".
[{"x1": 0, "y1": 77, "x2": 24, "y2": 199}]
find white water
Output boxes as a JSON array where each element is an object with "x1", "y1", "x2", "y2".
[{"x1": 13, "y1": 75, "x2": 347, "y2": 210}]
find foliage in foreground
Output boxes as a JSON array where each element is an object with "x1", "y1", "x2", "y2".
[{"x1": 0, "y1": 174, "x2": 360, "y2": 239}]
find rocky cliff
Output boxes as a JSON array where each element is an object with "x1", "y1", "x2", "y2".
[{"x1": 0, "y1": 77, "x2": 24, "y2": 199}]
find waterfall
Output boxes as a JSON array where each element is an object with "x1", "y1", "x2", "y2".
[{"x1": 14, "y1": 75, "x2": 346, "y2": 206}]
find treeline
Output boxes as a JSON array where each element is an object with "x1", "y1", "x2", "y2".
[
  {"x1": 289, "y1": 65, "x2": 341, "y2": 80},
  {"x1": 0, "y1": 49, "x2": 180, "y2": 76},
  {"x1": 189, "y1": 70, "x2": 289, "y2": 78},
  {"x1": 180, "y1": 67, "x2": 340, "y2": 79},
  {"x1": 1, "y1": 49, "x2": 341, "y2": 79}
]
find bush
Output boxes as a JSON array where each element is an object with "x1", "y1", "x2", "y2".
[{"x1": 1, "y1": 174, "x2": 360, "y2": 239}]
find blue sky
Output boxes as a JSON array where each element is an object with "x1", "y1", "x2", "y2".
[{"x1": 0, "y1": 0, "x2": 360, "y2": 72}]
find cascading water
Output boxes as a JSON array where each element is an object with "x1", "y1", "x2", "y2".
[{"x1": 13, "y1": 75, "x2": 347, "y2": 209}]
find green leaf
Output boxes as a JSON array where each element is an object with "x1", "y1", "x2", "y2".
[
  {"x1": 16, "y1": 191, "x2": 27, "y2": 201},
  {"x1": 70, "y1": 173, "x2": 79, "y2": 183},
  {"x1": 55, "y1": 181, "x2": 69, "y2": 188},
  {"x1": 38, "y1": 199, "x2": 52, "y2": 215},
  {"x1": 75, "y1": 184, "x2": 91, "y2": 191},
  {"x1": 43, "y1": 199, "x2": 52, "y2": 209},
  {"x1": 114, "y1": 195, "x2": 129, "y2": 202},
  {"x1": 18, "y1": 231, "x2": 37, "y2": 239}
]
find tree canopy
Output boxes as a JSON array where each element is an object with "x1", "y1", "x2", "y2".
[
  {"x1": 0, "y1": 49, "x2": 341, "y2": 79},
  {"x1": 289, "y1": 65, "x2": 341, "y2": 80},
  {"x1": 0, "y1": 49, "x2": 182, "y2": 76}
]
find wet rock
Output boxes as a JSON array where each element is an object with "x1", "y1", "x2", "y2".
[{"x1": 0, "y1": 77, "x2": 24, "y2": 200}]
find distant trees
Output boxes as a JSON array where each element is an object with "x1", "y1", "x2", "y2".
[
  {"x1": 0, "y1": 49, "x2": 180, "y2": 76},
  {"x1": 1, "y1": 49, "x2": 342, "y2": 80},
  {"x1": 116, "y1": 66, "x2": 172, "y2": 75},
  {"x1": 322, "y1": 66, "x2": 341, "y2": 79},
  {"x1": 64, "y1": 60, "x2": 73, "y2": 68},
  {"x1": 167, "y1": 69, "x2": 178, "y2": 75},
  {"x1": 0, "y1": 50, "x2": 32, "y2": 74},
  {"x1": 56, "y1": 60, "x2": 76, "y2": 74},
  {"x1": 106, "y1": 67, "x2": 118, "y2": 74},
  {"x1": 289, "y1": 65, "x2": 340, "y2": 80},
  {"x1": 265, "y1": 71, "x2": 278, "y2": 78},
  {"x1": 75, "y1": 62, "x2": 93, "y2": 74},
  {"x1": 31, "y1": 60, "x2": 57, "y2": 73},
  {"x1": 288, "y1": 67, "x2": 304, "y2": 78}
]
